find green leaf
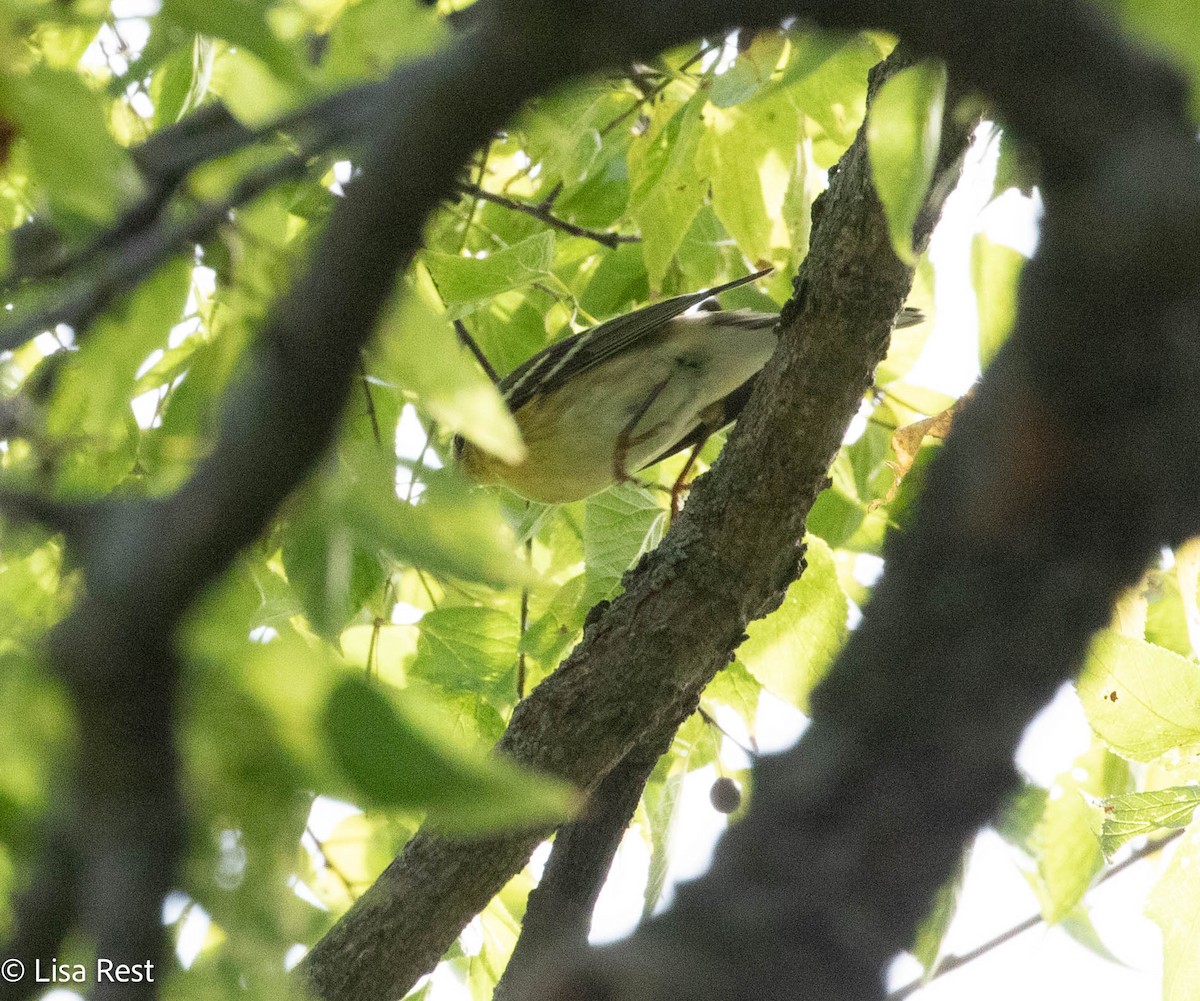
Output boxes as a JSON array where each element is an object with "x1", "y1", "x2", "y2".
[
  {"x1": 642, "y1": 765, "x2": 685, "y2": 919},
  {"x1": 0, "y1": 66, "x2": 141, "y2": 223},
  {"x1": 1100, "y1": 786, "x2": 1200, "y2": 858},
  {"x1": 322, "y1": 0, "x2": 444, "y2": 83},
  {"x1": 697, "y1": 89, "x2": 802, "y2": 267},
  {"x1": 788, "y1": 32, "x2": 884, "y2": 151},
  {"x1": 162, "y1": 0, "x2": 309, "y2": 89},
  {"x1": 764, "y1": 31, "x2": 851, "y2": 101},
  {"x1": 1148, "y1": 819, "x2": 1200, "y2": 1001},
  {"x1": 323, "y1": 676, "x2": 577, "y2": 833},
  {"x1": 582, "y1": 482, "x2": 665, "y2": 606},
  {"x1": 521, "y1": 574, "x2": 587, "y2": 669},
  {"x1": 281, "y1": 494, "x2": 382, "y2": 640},
  {"x1": 709, "y1": 31, "x2": 788, "y2": 108},
  {"x1": 992, "y1": 128, "x2": 1037, "y2": 199},
  {"x1": 1093, "y1": 0, "x2": 1200, "y2": 120},
  {"x1": 737, "y1": 535, "x2": 848, "y2": 711},
  {"x1": 995, "y1": 781, "x2": 1050, "y2": 854},
  {"x1": 341, "y1": 453, "x2": 534, "y2": 590},
  {"x1": 409, "y1": 606, "x2": 519, "y2": 702},
  {"x1": 1059, "y1": 906, "x2": 1127, "y2": 966},
  {"x1": 1077, "y1": 631, "x2": 1200, "y2": 762},
  {"x1": 579, "y1": 243, "x2": 649, "y2": 320},
  {"x1": 1021, "y1": 743, "x2": 1125, "y2": 923},
  {"x1": 866, "y1": 59, "x2": 947, "y2": 265},
  {"x1": 423, "y1": 232, "x2": 557, "y2": 317},
  {"x1": 377, "y1": 280, "x2": 526, "y2": 465},
  {"x1": 627, "y1": 92, "x2": 706, "y2": 286},
  {"x1": 910, "y1": 853, "x2": 965, "y2": 973},
  {"x1": 151, "y1": 35, "x2": 215, "y2": 128},
  {"x1": 48, "y1": 257, "x2": 192, "y2": 439},
  {"x1": 971, "y1": 233, "x2": 1026, "y2": 367}
]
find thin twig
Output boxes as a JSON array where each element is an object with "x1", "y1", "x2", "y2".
[
  {"x1": 454, "y1": 181, "x2": 639, "y2": 249},
  {"x1": 598, "y1": 40, "x2": 720, "y2": 137},
  {"x1": 518, "y1": 536, "x2": 532, "y2": 699},
  {"x1": 887, "y1": 827, "x2": 1186, "y2": 1000},
  {"x1": 698, "y1": 706, "x2": 759, "y2": 759},
  {"x1": 453, "y1": 319, "x2": 500, "y2": 384},
  {"x1": 1, "y1": 81, "x2": 387, "y2": 294}
]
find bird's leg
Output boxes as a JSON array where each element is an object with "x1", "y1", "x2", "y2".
[
  {"x1": 669, "y1": 439, "x2": 708, "y2": 520},
  {"x1": 613, "y1": 377, "x2": 670, "y2": 485}
]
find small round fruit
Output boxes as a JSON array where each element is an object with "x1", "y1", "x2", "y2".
[{"x1": 709, "y1": 777, "x2": 742, "y2": 814}]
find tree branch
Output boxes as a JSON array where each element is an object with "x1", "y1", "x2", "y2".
[
  {"x1": 494, "y1": 730, "x2": 675, "y2": 999},
  {"x1": 506, "y1": 2, "x2": 1200, "y2": 999},
  {"x1": 454, "y1": 180, "x2": 640, "y2": 248},
  {"x1": 0, "y1": 80, "x2": 390, "y2": 351},
  {"x1": 301, "y1": 39, "x2": 974, "y2": 1001}
]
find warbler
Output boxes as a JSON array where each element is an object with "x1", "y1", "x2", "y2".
[{"x1": 454, "y1": 269, "x2": 922, "y2": 504}]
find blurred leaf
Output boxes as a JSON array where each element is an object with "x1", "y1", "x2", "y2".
[
  {"x1": 163, "y1": 0, "x2": 309, "y2": 89},
  {"x1": 1077, "y1": 631, "x2": 1200, "y2": 762},
  {"x1": 151, "y1": 34, "x2": 215, "y2": 128},
  {"x1": 789, "y1": 32, "x2": 884, "y2": 149},
  {"x1": 972, "y1": 233, "x2": 1026, "y2": 366},
  {"x1": 628, "y1": 92, "x2": 706, "y2": 286},
  {"x1": 1147, "y1": 568, "x2": 1195, "y2": 657},
  {"x1": 48, "y1": 258, "x2": 192, "y2": 439},
  {"x1": 1093, "y1": 0, "x2": 1200, "y2": 119},
  {"x1": 910, "y1": 853, "x2": 965, "y2": 973},
  {"x1": 1025, "y1": 742, "x2": 1115, "y2": 923},
  {"x1": 340, "y1": 451, "x2": 533, "y2": 590},
  {"x1": 1148, "y1": 818, "x2": 1200, "y2": 1001},
  {"x1": 995, "y1": 781, "x2": 1050, "y2": 854},
  {"x1": 738, "y1": 535, "x2": 847, "y2": 711},
  {"x1": 867, "y1": 59, "x2": 947, "y2": 265},
  {"x1": 698, "y1": 88, "x2": 802, "y2": 267},
  {"x1": 1175, "y1": 538, "x2": 1200, "y2": 658},
  {"x1": 322, "y1": 0, "x2": 444, "y2": 82},
  {"x1": 323, "y1": 676, "x2": 577, "y2": 833},
  {"x1": 281, "y1": 492, "x2": 381, "y2": 639},
  {"x1": 0, "y1": 65, "x2": 141, "y2": 223},
  {"x1": 992, "y1": 128, "x2": 1037, "y2": 199},
  {"x1": 709, "y1": 31, "x2": 788, "y2": 108},
  {"x1": 377, "y1": 280, "x2": 526, "y2": 465}
]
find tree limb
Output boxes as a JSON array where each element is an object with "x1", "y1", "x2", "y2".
[
  {"x1": 503, "y1": 3, "x2": 1200, "y2": 999},
  {"x1": 454, "y1": 180, "x2": 640, "y2": 248},
  {"x1": 301, "y1": 39, "x2": 974, "y2": 1001}
]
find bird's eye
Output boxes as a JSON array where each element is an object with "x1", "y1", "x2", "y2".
[{"x1": 452, "y1": 435, "x2": 466, "y2": 458}]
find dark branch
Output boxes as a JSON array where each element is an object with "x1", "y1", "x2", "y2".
[
  {"x1": 454, "y1": 181, "x2": 640, "y2": 249},
  {"x1": 0, "y1": 154, "x2": 309, "y2": 353},
  {"x1": 301, "y1": 40, "x2": 974, "y2": 1001},
  {"x1": 494, "y1": 732, "x2": 674, "y2": 999}
]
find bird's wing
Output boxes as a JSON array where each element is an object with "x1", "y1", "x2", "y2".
[{"x1": 500, "y1": 268, "x2": 773, "y2": 412}]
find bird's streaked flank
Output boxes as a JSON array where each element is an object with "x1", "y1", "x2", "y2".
[{"x1": 455, "y1": 270, "x2": 923, "y2": 504}]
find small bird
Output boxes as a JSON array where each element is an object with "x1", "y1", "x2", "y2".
[{"x1": 454, "y1": 269, "x2": 922, "y2": 504}]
